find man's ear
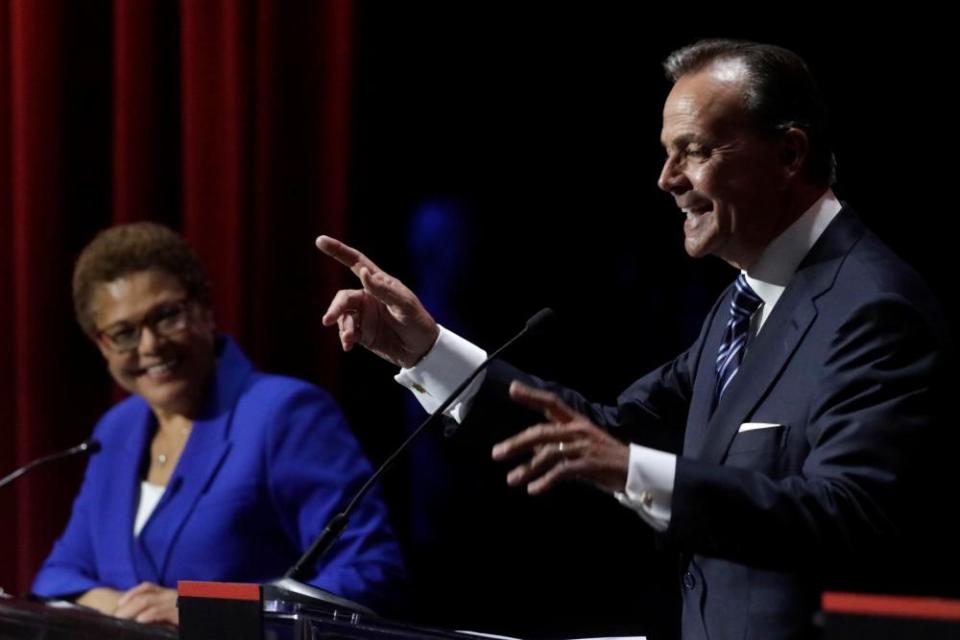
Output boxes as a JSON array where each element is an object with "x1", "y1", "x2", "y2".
[{"x1": 780, "y1": 127, "x2": 810, "y2": 182}]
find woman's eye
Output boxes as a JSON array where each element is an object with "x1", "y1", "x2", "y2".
[{"x1": 109, "y1": 327, "x2": 135, "y2": 342}]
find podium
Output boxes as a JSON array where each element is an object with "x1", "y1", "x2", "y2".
[
  {"x1": 178, "y1": 580, "x2": 510, "y2": 640},
  {"x1": 1, "y1": 580, "x2": 656, "y2": 639},
  {"x1": 0, "y1": 594, "x2": 177, "y2": 640},
  {"x1": 13, "y1": 584, "x2": 958, "y2": 639},
  {"x1": 1, "y1": 586, "x2": 486, "y2": 640}
]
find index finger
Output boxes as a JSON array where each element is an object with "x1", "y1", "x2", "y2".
[
  {"x1": 509, "y1": 381, "x2": 577, "y2": 423},
  {"x1": 315, "y1": 235, "x2": 382, "y2": 279},
  {"x1": 492, "y1": 422, "x2": 570, "y2": 460}
]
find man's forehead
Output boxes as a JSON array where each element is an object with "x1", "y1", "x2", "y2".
[
  {"x1": 661, "y1": 64, "x2": 749, "y2": 139},
  {"x1": 669, "y1": 64, "x2": 747, "y2": 109}
]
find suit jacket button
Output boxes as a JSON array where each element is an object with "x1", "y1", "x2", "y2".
[{"x1": 682, "y1": 571, "x2": 696, "y2": 590}]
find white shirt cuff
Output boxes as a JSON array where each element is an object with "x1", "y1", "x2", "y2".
[
  {"x1": 614, "y1": 443, "x2": 676, "y2": 532},
  {"x1": 394, "y1": 325, "x2": 488, "y2": 423}
]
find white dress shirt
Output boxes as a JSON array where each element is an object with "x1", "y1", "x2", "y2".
[{"x1": 134, "y1": 481, "x2": 165, "y2": 537}]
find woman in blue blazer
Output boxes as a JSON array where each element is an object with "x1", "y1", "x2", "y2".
[{"x1": 32, "y1": 222, "x2": 403, "y2": 625}]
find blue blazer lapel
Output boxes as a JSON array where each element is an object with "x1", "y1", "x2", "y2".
[
  {"x1": 97, "y1": 402, "x2": 151, "y2": 586},
  {"x1": 136, "y1": 416, "x2": 232, "y2": 583},
  {"x1": 690, "y1": 207, "x2": 866, "y2": 464},
  {"x1": 134, "y1": 336, "x2": 252, "y2": 584}
]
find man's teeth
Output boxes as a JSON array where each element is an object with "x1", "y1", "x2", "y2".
[{"x1": 682, "y1": 207, "x2": 709, "y2": 220}]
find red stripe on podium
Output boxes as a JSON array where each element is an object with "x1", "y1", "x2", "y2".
[
  {"x1": 822, "y1": 592, "x2": 960, "y2": 621},
  {"x1": 178, "y1": 581, "x2": 261, "y2": 601}
]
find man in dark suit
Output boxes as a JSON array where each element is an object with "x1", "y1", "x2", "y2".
[{"x1": 317, "y1": 40, "x2": 950, "y2": 639}]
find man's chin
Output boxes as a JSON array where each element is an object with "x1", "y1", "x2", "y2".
[{"x1": 683, "y1": 237, "x2": 712, "y2": 259}]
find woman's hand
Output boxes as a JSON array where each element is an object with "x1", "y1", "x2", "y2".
[
  {"x1": 76, "y1": 586, "x2": 123, "y2": 615},
  {"x1": 114, "y1": 582, "x2": 179, "y2": 625}
]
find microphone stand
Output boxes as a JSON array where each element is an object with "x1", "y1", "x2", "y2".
[{"x1": 265, "y1": 309, "x2": 554, "y2": 615}]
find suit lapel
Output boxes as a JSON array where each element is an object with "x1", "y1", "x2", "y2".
[
  {"x1": 137, "y1": 415, "x2": 233, "y2": 582},
  {"x1": 689, "y1": 207, "x2": 866, "y2": 463},
  {"x1": 683, "y1": 297, "x2": 729, "y2": 456},
  {"x1": 98, "y1": 403, "x2": 151, "y2": 586},
  {"x1": 134, "y1": 336, "x2": 253, "y2": 584},
  {"x1": 695, "y1": 288, "x2": 817, "y2": 463}
]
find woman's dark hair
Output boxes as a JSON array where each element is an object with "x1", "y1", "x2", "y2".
[{"x1": 73, "y1": 222, "x2": 212, "y2": 334}]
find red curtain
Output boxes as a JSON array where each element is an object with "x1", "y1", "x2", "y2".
[{"x1": 0, "y1": 0, "x2": 352, "y2": 594}]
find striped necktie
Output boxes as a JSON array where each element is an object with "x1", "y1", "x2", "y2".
[{"x1": 715, "y1": 273, "x2": 763, "y2": 401}]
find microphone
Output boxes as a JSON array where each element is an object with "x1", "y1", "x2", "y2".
[
  {"x1": 0, "y1": 438, "x2": 101, "y2": 490},
  {"x1": 282, "y1": 308, "x2": 555, "y2": 582}
]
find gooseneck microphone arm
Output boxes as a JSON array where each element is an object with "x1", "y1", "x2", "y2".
[
  {"x1": 284, "y1": 308, "x2": 554, "y2": 581},
  {"x1": 0, "y1": 438, "x2": 102, "y2": 490}
]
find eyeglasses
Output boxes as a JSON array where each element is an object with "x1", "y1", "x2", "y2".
[{"x1": 95, "y1": 299, "x2": 194, "y2": 353}]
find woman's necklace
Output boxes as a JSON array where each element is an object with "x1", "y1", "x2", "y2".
[{"x1": 154, "y1": 423, "x2": 191, "y2": 467}]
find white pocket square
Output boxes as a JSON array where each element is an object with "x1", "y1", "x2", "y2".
[{"x1": 738, "y1": 422, "x2": 783, "y2": 433}]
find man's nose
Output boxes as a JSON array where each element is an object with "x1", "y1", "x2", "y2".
[{"x1": 657, "y1": 156, "x2": 689, "y2": 194}]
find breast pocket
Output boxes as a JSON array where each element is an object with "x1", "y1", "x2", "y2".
[{"x1": 725, "y1": 423, "x2": 789, "y2": 472}]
